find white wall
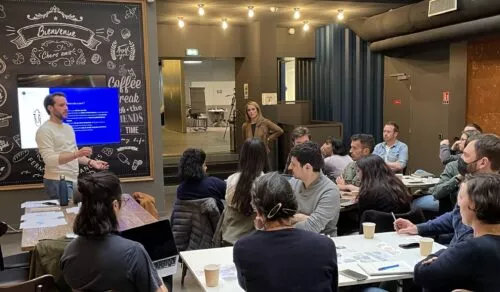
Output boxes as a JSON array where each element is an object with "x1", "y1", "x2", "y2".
[{"x1": 184, "y1": 59, "x2": 235, "y2": 106}]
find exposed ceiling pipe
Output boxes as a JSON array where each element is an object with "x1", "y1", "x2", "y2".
[
  {"x1": 348, "y1": 0, "x2": 500, "y2": 43},
  {"x1": 369, "y1": 14, "x2": 500, "y2": 52}
]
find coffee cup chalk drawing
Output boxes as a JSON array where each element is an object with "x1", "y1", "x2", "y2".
[{"x1": 0, "y1": 155, "x2": 11, "y2": 181}]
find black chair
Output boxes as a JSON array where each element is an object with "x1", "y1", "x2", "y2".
[
  {"x1": 359, "y1": 208, "x2": 426, "y2": 234},
  {"x1": 0, "y1": 222, "x2": 31, "y2": 271},
  {"x1": 0, "y1": 274, "x2": 54, "y2": 291}
]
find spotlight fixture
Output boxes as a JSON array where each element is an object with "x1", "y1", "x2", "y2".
[
  {"x1": 177, "y1": 17, "x2": 185, "y2": 28},
  {"x1": 303, "y1": 21, "x2": 310, "y2": 31},
  {"x1": 293, "y1": 8, "x2": 300, "y2": 20},
  {"x1": 337, "y1": 9, "x2": 344, "y2": 21},
  {"x1": 248, "y1": 6, "x2": 255, "y2": 18},
  {"x1": 270, "y1": 6, "x2": 278, "y2": 13},
  {"x1": 198, "y1": 4, "x2": 205, "y2": 16},
  {"x1": 221, "y1": 18, "x2": 228, "y2": 30}
]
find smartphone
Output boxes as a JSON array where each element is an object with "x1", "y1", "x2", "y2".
[
  {"x1": 339, "y1": 269, "x2": 368, "y2": 281},
  {"x1": 399, "y1": 242, "x2": 420, "y2": 249}
]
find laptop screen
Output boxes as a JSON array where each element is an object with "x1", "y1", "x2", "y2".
[{"x1": 120, "y1": 219, "x2": 178, "y2": 261}]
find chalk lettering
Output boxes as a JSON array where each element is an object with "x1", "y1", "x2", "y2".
[
  {"x1": 125, "y1": 126, "x2": 139, "y2": 134},
  {"x1": 37, "y1": 25, "x2": 76, "y2": 38},
  {"x1": 108, "y1": 76, "x2": 141, "y2": 94},
  {"x1": 119, "y1": 92, "x2": 140, "y2": 104},
  {"x1": 120, "y1": 113, "x2": 143, "y2": 123}
]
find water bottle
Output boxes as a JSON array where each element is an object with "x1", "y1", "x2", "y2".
[{"x1": 59, "y1": 175, "x2": 69, "y2": 206}]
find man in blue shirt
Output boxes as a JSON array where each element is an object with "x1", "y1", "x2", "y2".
[{"x1": 373, "y1": 121, "x2": 408, "y2": 173}]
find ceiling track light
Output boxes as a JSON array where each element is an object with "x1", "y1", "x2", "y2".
[
  {"x1": 198, "y1": 4, "x2": 205, "y2": 16},
  {"x1": 293, "y1": 8, "x2": 300, "y2": 20},
  {"x1": 221, "y1": 18, "x2": 228, "y2": 30},
  {"x1": 177, "y1": 17, "x2": 185, "y2": 28},
  {"x1": 248, "y1": 6, "x2": 255, "y2": 18},
  {"x1": 270, "y1": 6, "x2": 278, "y2": 13},
  {"x1": 337, "y1": 9, "x2": 345, "y2": 21},
  {"x1": 303, "y1": 21, "x2": 310, "y2": 31}
]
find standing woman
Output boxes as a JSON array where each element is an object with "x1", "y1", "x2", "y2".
[
  {"x1": 221, "y1": 138, "x2": 270, "y2": 245},
  {"x1": 242, "y1": 101, "x2": 283, "y2": 151}
]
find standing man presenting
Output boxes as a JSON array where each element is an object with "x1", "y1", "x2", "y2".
[
  {"x1": 373, "y1": 121, "x2": 408, "y2": 173},
  {"x1": 36, "y1": 92, "x2": 109, "y2": 199}
]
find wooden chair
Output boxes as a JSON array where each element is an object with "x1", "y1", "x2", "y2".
[
  {"x1": 0, "y1": 274, "x2": 53, "y2": 291},
  {"x1": 0, "y1": 222, "x2": 30, "y2": 271}
]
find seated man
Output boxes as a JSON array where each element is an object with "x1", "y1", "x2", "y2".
[
  {"x1": 395, "y1": 134, "x2": 500, "y2": 247},
  {"x1": 373, "y1": 121, "x2": 408, "y2": 173},
  {"x1": 288, "y1": 142, "x2": 341, "y2": 236},
  {"x1": 336, "y1": 134, "x2": 374, "y2": 192},
  {"x1": 440, "y1": 125, "x2": 482, "y2": 165},
  {"x1": 413, "y1": 131, "x2": 481, "y2": 212},
  {"x1": 283, "y1": 126, "x2": 311, "y2": 173}
]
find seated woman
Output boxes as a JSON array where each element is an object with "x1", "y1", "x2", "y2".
[
  {"x1": 322, "y1": 137, "x2": 353, "y2": 180},
  {"x1": 221, "y1": 138, "x2": 269, "y2": 245},
  {"x1": 176, "y1": 148, "x2": 226, "y2": 212},
  {"x1": 357, "y1": 155, "x2": 411, "y2": 215},
  {"x1": 61, "y1": 172, "x2": 167, "y2": 292},
  {"x1": 234, "y1": 172, "x2": 338, "y2": 292},
  {"x1": 414, "y1": 173, "x2": 500, "y2": 291}
]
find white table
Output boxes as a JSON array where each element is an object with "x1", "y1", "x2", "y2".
[
  {"x1": 402, "y1": 176, "x2": 440, "y2": 189},
  {"x1": 179, "y1": 232, "x2": 446, "y2": 291}
]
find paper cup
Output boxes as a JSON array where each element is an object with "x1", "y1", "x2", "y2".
[
  {"x1": 204, "y1": 264, "x2": 220, "y2": 287},
  {"x1": 419, "y1": 237, "x2": 434, "y2": 257},
  {"x1": 362, "y1": 222, "x2": 376, "y2": 239}
]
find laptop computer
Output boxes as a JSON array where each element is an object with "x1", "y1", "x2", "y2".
[{"x1": 120, "y1": 219, "x2": 179, "y2": 278}]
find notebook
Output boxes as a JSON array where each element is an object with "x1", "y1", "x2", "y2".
[{"x1": 357, "y1": 261, "x2": 413, "y2": 276}]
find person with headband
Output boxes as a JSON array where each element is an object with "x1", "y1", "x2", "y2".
[
  {"x1": 61, "y1": 172, "x2": 167, "y2": 292},
  {"x1": 233, "y1": 172, "x2": 338, "y2": 292},
  {"x1": 414, "y1": 173, "x2": 500, "y2": 291}
]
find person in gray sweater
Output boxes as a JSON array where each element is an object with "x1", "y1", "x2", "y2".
[{"x1": 288, "y1": 141, "x2": 341, "y2": 236}]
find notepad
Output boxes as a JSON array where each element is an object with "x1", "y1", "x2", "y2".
[{"x1": 357, "y1": 261, "x2": 413, "y2": 276}]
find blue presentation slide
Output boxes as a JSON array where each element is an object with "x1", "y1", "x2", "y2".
[{"x1": 17, "y1": 87, "x2": 120, "y2": 148}]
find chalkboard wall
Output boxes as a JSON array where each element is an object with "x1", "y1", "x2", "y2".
[{"x1": 0, "y1": 0, "x2": 152, "y2": 188}]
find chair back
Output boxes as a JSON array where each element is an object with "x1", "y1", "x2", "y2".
[
  {"x1": 359, "y1": 208, "x2": 426, "y2": 234},
  {"x1": 0, "y1": 275, "x2": 54, "y2": 292},
  {"x1": 0, "y1": 222, "x2": 7, "y2": 238}
]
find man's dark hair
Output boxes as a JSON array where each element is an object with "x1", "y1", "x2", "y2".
[
  {"x1": 474, "y1": 134, "x2": 500, "y2": 172},
  {"x1": 329, "y1": 138, "x2": 349, "y2": 156},
  {"x1": 466, "y1": 123, "x2": 483, "y2": 133},
  {"x1": 251, "y1": 172, "x2": 297, "y2": 222},
  {"x1": 385, "y1": 121, "x2": 400, "y2": 133},
  {"x1": 178, "y1": 148, "x2": 206, "y2": 181},
  {"x1": 290, "y1": 141, "x2": 323, "y2": 172},
  {"x1": 73, "y1": 172, "x2": 122, "y2": 236},
  {"x1": 43, "y1": 92, "x2": 66, "y2": 115},
  {"x1": 464, "y1": 173, "x2": 500, "y2": 224},
  {"x1": 233, "y1": 138, "x2": 270, "y2": 216},
  {"x1": 463, "y1": 130, "x2": 481, "y2": 147},
  {"x1": 291, "y1": 126, "x2": 311, "y2": 141},
  {"x1": 350, "y1": 134, "x2": 375, "y2": 153}
]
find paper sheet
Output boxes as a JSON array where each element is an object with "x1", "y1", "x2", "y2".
[
  {"x1": 21, "y1": 211, "x2": 64, "y2": 221},
  {"x1": 21, "y1": 200, "x2": 59, "y2": 208},
  {"x1": 66, "y1": 206, "x2": 80, "y2": 214},
  {"x1": 20, "y1": 218, "x2": 67, "y2": 229}
]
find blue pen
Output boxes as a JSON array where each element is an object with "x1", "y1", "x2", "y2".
[{"x1": 378, "y1": 264, "x2": 399, "y2": 271}]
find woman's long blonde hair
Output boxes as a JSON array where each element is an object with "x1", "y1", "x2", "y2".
[{"x1": 245, "y1": 101, "x2": 262, "y2": 123}]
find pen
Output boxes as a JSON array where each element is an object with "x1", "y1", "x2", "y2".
[
  {"x1": 378, "y1": 264, "x2": 399, "y2": 271},
  {"x1": 391, "y1": 212, "x2": 397, "y2": 222}
]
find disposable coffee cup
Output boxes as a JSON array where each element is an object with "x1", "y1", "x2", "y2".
[
  {"x1": 204, "y1": 264, "x2": 220, "y2": 287},
  {"x1": 362, "y1": 222, "x2": 376, "y2": 239},
  {"x1": 419, "y1": 237, "x2": 434, "y2": 257}
]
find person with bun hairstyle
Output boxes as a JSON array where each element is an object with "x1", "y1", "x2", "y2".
[
  {"x1": 61, "y1": 172, "x2": 167, "y2": 292},
  {"x1": 233, "y1": 172, "x2": 338, "y2": 292}
]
